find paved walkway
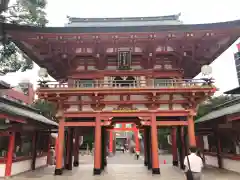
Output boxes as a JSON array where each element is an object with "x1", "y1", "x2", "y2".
[{"x1": 11, "y1": 153, "x2": 240, "y2": 180}]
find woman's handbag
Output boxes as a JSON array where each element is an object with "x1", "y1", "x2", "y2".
[{"x1": 185, "y1": 154, "x2": 194, "y2": 180}]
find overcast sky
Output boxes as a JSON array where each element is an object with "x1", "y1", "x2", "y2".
[{"x1": 1, "y1": 0, "x2": 240, "y2": 95}]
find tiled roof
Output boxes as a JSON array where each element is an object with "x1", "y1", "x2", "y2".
[
  {"x1": 195, "y1": 99, "x2": 240, "y2": 123},
  {"x1": 0, "y1": 80, "x2": 10, "y2": 89},
  {"x1": 0, "y1": 97, "x2": 58, "y2": 126},
  {"x1": 67, "y1": 14, "x2": 181, "y2": 23}
]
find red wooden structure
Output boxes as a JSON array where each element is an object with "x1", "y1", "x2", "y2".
[
  {"x1": 108, "y1": 123, "x2": 139, "y2": 155},
  {"x1": 2, "y1": 15, "x2": 240, "y2": 175},
  {"x1": 195, "y1": 97, "x2": 240, "y2": 173},
  {"x1": 0, "y1": 84, "x2": 58, "y2": 177}
]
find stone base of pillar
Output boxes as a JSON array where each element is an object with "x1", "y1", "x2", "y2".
[
  {"x1": 172, "y1": 160, "x2": 178, "y2": 166},
  {"x1": 73, "y1": 161, "x2": 79, "y2": 167},
  {"x1": 93, "y1": 168, "x2": 101, "y2": 175},
  {"x1": 152, "y1": 168, "x2": 160, "y2": 174},
  {"x1": 144, "y1": 161, "x2": 148, "y2": 166},
  {"x1": 54, "y1": 168, "x2": 63, "y2": 175}
]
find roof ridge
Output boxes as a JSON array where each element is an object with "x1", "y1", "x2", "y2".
[
  {"x1": 212, "y1": 96, "x2": 240, "y2": 110},
  {"x1": 0, "y1": 96, "x2": 39, "y2": 113},
  {"x1": 67, "y1": 13, "x2": 181, "y2": 23}
]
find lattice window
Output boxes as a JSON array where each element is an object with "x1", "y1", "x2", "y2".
[
  {"x1": 74, "y1": 79, "x2": 94, "y2": 88},
  {"x1": 115, "y1": 124, "x2": 122, "y2": 128},
  {"x1": 154, "y1": 78, "x2": 172, "y2": 87},
  {"x1": 125, "y1": 124, "x2": 132, "y2": 128}
]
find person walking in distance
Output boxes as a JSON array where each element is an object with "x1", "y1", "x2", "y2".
[{"x1": 184, "y1": 146, "x2": 203, "y2": 180}]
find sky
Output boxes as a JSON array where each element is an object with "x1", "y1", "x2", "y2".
[{"x1": 1, "y1": 0, "x2": 240, "y2": 95}]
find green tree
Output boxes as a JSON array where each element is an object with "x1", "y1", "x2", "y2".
[
  {"x1": 32, "y1": 99, "x2": 56, "y2": 120},
  {"x1": 195, "y1": 95, "x2": 234, "y2": 120},
  {"x1": 157, "y1": 128, "x2": 170, "y2": 149},
  {"x1": 0, "y1": 0, "x2": 48, "y2": 74}
]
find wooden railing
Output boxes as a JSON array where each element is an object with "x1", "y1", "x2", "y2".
[{"x1": 38, "y1": 78, "x2": 214, "y2": 89}]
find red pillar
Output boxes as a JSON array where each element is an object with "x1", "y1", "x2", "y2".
[
  {"x1": 5, "y1": 132, "x2": 15, "y2": 177},
  {"x1": 73, "y1": 130, "x2": 80, "y2": 167},
  {"x1": 151, "y1": 113, "x2": 160, "y2": 174},
  {"x1": 171, "y1": 127, "x2": 178, "y2": 166},
  {"x1": 93, "y1": 115, "x2": 101, "y2": 175},
  {"x1": 134, "y1": 125, "x2": 140, "y2": 153},
  {"x1": 55, "y1": 117, "x2": 65, "y2": 175},
  {"x1": 188, "y1": 115, "x2": 196, "y2": 147},
  {"x1": 108, "y1": 130, "x2": 113, "y2": 156}
]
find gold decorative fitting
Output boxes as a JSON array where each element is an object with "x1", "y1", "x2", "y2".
[
  {"x1": 112, "y1": 109, "x2": 139, "y2": 112},
  {"x1": 186, "y1": 33, "x2": 194, "y2": 37},
  {"x1": 206, "y1": 32, "x2": 214, "y2": 36},
  {"x1": 112, "y1": 106, "x2": 138, "y2": 112}
]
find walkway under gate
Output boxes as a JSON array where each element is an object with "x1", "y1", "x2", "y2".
[{"x1": 11, "y1": 153, "x2": 240, "y2": 180}]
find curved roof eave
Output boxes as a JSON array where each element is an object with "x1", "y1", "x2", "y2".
[
  {"x1": 67, "y1": 13, "x2": 181, "y2": 23},
  {"x1": 1, "y1": 19, "x2": 240, "y2": 33}
]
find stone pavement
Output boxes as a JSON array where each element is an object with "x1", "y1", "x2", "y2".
[{"x1": 11, "y1": 153, "x2": 240, "y2": 180}]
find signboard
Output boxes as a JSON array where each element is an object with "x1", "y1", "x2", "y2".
[
  {"x1": 112, "y1": 106, "x2": 139, "y2": 112},
  {"x1": 118, "y1": 50, "x2": 131, "y2": 70}
]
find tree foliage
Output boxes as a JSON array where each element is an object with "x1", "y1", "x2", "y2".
[
  {"x1": 0, "y1": 0, "x2": 48, "y2": 74},
  {"x1": 32, "y1": 99, "x2": 56, "y2": 120},
  {"x1": 195, "y1": 95, "x2": 235, "y2": 120},
  {"x1": 157, "y1": 128, "x2": 170, "y2": 149}
]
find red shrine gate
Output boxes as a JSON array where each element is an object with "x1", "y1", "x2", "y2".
[
  {"x1": 3, "y1": 15, "x2": 240, "y2": 176},
  {"x1": 108, "y1": 123, "x2": 140, "y2": 155}
]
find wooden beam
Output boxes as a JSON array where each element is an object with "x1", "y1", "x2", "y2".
[
  {"x1": 157, "y1": 121, "x2": 188, "y2": 126},
  {"x1": 63, "y1": 121, "x2": 112, "y2": 127},
  {"x1": 0, "y1": 114, "x2": 27, "y2": 124},
  {"x1": 63, "y1": 110, "x2": 190, "y2": 118},
  {"x1": 143, "y1": 121, "x2": 188, "y2": 126},
  {"x1": 38, "y1": 87, "x2": 215, "y2": 96},
  {"x1": 0, "y1": 131, "x2": 10, "y2": 136},
  {"x1": 227, "y1": 113, "x2": 240, "y2": 122},
  {"x1": 63, "y1": 122, "x2": 95, "y2": 127},
  {"x1": 64, "y1": 100, "x2": 188, "y2": 105},
  {"x1": 69, "y1": 70, "x2": 183, "y2": 79}
]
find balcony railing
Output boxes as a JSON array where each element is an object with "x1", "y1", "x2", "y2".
[{"x1": 38, "y1": 78, "x2": 214, "y2": 89}]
